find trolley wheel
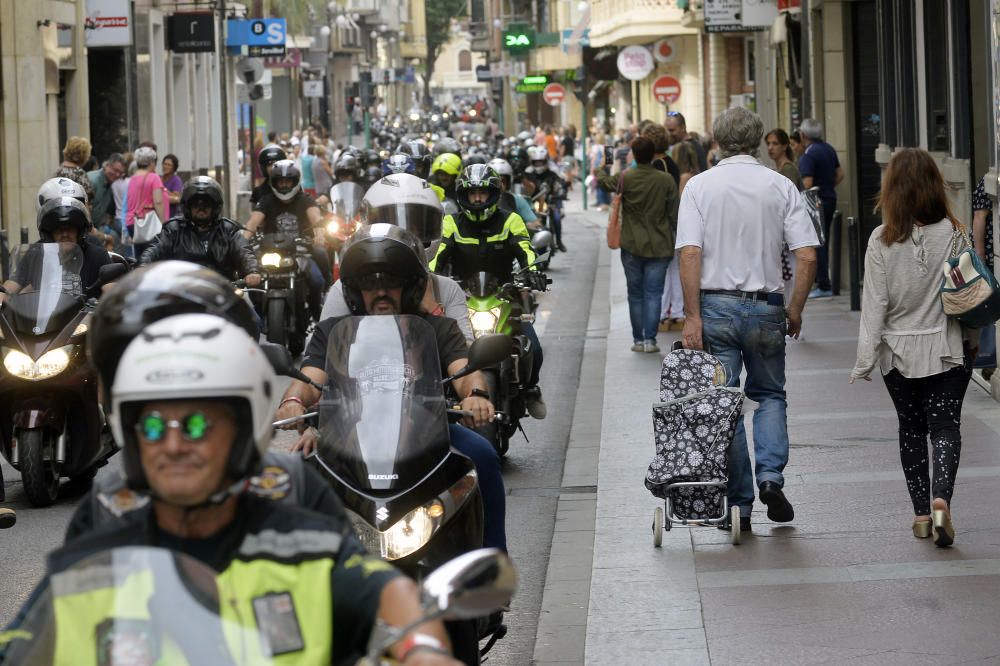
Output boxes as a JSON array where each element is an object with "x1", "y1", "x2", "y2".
[
  {"x1": 652, "y1": 507, "x2": 663, "y2": 548},
  {"x1": 729, "y1": 506, "x2": 742, "y2": 545}
]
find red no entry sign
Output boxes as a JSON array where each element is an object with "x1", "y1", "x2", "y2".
[
  {"x1": 542, "y1": 83, "x2": 566, "y2": 106},
  {"x1": 653, "y1": 75, "x2": 681, "y2": 105}
]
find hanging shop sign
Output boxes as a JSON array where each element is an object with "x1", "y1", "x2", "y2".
[
  {"x1": 652, "y1": 38, "x2": 677, "y2": 63},
  {"x1": 616, "y1": 45, "x2": 654, "y2": 81},
  {"x1": 167, "y1": 13, "x2": 215, "y2": 53},
  {"x1": 85, "y1": 0, "x2": 132, "y2": 47}
]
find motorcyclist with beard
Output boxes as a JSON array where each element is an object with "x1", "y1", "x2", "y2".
[
  {"x1": 276, "y1": 224, "x2": 509, "y2": 555},
  {"x1": 139, "y1": 176, "x2": 261, "y2": 288},
  {"x1": 521, "y1": 146, "x2": 568, "y2": 252},
  {"x1": 4, "y1": 301, "x2": 461, "y2": 665},
  {"x1": 429, "y1": 165, "x2": 547, "y2": 420}
]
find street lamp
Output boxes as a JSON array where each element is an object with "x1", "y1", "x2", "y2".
[{"x1": 577, "y1": 0, "x2": 590, "y2": 12}]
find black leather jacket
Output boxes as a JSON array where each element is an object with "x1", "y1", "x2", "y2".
[
  {"x1": 523, "y1": 168, "x2": 567, "y2": 203},
  {"x1": 139, "y1": 216, "x2": 258, "y2": 278}
]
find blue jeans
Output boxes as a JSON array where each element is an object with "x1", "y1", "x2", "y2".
[
  {"x1": 449, "y1": 424, "x2": 507, "y2": 552},
  {"x1": 621, "y1": 250, "x2": 671, "y2": 343},
  {"x1": 522, "y1": 322, "x2": 543, "y2": 387},
  {"x1": 550, "y1": 205, "x2": 564, "y2": 245},
  {"x1": 700, "y1": 294, "x2": 789, "y2": 517}
]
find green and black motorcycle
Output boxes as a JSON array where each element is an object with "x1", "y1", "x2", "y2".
[{"x1": 463, "y1": 268, "x2": 541, "y2": 456}]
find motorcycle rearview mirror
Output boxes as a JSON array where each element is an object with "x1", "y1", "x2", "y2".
[
  {"x1": 442, "y1": 334, "x2": 510, "y2": 385},
  {"x1": 421, "y1": 548, "x2": 517, "y2": 620},
  {"x1": 86, "y1": 262, "x2": 129, "y2": 294},
  {"x1": 259, "y1": 342, "x2": 325, "y2": 391}
]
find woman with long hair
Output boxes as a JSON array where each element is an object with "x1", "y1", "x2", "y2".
[
  {"x1": 671, "y1": 141, "x2": 701, "y2": 194},
  {"x1": 851, "y1": 148, "x2": 975, "y2": 547},
  {"x1": 766, "y1": 129, "x2": 802, "y2": 190}
]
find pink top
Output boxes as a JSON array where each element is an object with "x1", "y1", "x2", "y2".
[{"x1": 125, "y1": 171, "x2": 165, "y2": 229}]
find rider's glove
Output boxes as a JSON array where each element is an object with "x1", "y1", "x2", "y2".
[{"x1": 528, "y1": 270, "x2": 549, "y2": 292}]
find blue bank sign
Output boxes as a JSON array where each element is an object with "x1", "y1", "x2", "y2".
[{"x1": 226, "y1": 18, "x2": 286, "y2": 56}]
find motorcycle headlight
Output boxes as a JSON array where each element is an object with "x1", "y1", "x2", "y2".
[
  {"x1": 348, "y1": 471, "x2": 478, "y2": 560},
  {"x1": 468, "y1": 307, "x2": 501, "y2": 339},
  {"x1": 260, "y1": 252, "x2": 282, "y2": 268},
  {"x1": 4, "y1": 346, "x2": 72, "y2": 381},
  {"x1": 326, "y1": 219, "x2": 341, "y2": 236}
]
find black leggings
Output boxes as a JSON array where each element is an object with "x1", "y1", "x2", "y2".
[{"x1": 883, "y1": 365, "x2": 971, "y2": 516}]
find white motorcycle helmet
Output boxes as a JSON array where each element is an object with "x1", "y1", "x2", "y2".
[
  {"x1": 37, "y1": 177, "x2": 88, "y2": 211},
  {"x1": 526, "y1": 146, "x2": 549, "y2": 171},
  {"x1": 108, "y1": 313, "x2": 280, "y2": 495},
  {"x1": 361, "y1": 173, "x2": 444, "y2": 246},
  {"x1": 487, "y1": 158, "x2": 514, "y2": 189}
]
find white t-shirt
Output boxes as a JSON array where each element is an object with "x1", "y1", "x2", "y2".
[{"x1": 674, "y1": 154, "x2": 819, "y2": 293}]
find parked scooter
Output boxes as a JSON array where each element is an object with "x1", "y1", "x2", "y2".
[
  {"x1": 0, "y1": 243, "x2": 127, "y2": 506},
  {"x1": 253, "y1": 232, "x2": 315, "y2": 355},
  {"x1": 463, "y1": 264, "x2": 545, "y2": 456},
  {"x1": 268, "y1": 316, "x2": 510, "y2": 664}
]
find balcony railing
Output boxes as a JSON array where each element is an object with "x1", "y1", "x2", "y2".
[{"x1": 589, "y1": 0, "x2": 695, "y2": 45}]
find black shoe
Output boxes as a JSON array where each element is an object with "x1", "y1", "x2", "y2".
[
  {"x1": 557, "y1": 242, "x2": 567, "y2": 252},
  {"x1": 759, "y1": 481, "x2": 794, "y2": 522},
  {"x1": 717, "y1": 516, "x2": 751, "y2": 532}
]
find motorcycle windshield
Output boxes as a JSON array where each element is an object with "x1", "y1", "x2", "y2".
[
  {"x1": 1, "y1": 546, "x2": 267, "y2": 665},
  {"x1": 319, "y1": 316, "x2": 450, "y2": 492},
  {"x1": 6, "y1": 243, "x2": 85, "y2": 336},
  {"x1": 328, "y1": 182, "x2": 365, "y2": 222},
  {"x1": 464, "y1": 272, "x2": 500, "y2": 299},
  {"x1": 364, "y1": 204, "x2": 443, "y2": 246}
]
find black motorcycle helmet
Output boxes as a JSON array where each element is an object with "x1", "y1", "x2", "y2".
[
  {"x1": 464, "y1": 153, "x2": 488, "y2": 166},
  {"x1": 339, "y1": 224, "x2": 428, "y2": 316},
  {"x1": 433, "y1": 137, "x2": 462, "y2": 158},
  {"x1": 508, "y1": 146, "x2": 529, "y2": 177},
  {"x1": 37, "y1": 197, "x2": 91, "y2": 244},
  {"x1": 398, "y1": 141, "x2": 433, "y2": 179},
  {"x1": 455, "y1": 164, "x2": 503, "y2": 224},
  {"x1": 268, "y1": 160, "x2": 302, "y2": 202},
  {"x1": 364, "y1": 149, "x2": 382, "y2": 168},
  {"x1": 257, "y1": 144, "x2": 287, "y2": 176},
  {"x1": 88, "y1": 261, "x2": 259, "y2": 407},
  {"x1": 364, "y1": 165, "x2": 384, "y2": 186},
  {"x1": 335, "y1": 154, "x2": 361, "y2": 181},
  {"x1": 180, "y1": 176, "x2": 224, "y2": 227}
]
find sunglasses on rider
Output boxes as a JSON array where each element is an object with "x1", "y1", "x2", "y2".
[
  {"x1": 355, "y1": 272, "x2": 407, "y2": 291},
  {"x1": 135, "y1": 411, "x2": 213, "y2": 443}
]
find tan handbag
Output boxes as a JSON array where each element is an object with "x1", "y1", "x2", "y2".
[{"x1": 606, "y1": 172, "x2": 624, "y2": 250}]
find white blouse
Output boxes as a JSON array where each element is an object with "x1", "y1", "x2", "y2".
[{"x1": 852, "y1": 220, "x2": 968, "y2": 379}]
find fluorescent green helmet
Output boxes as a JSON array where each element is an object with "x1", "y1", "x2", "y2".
[
  {"x1": 455, "y1": 164, "x2": 502, "y2": 224},
  {"x1": 430, "y1": 152, "x2": 463, "y2": 177}
]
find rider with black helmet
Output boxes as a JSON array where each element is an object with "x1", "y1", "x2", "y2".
[
  {"x1": 397, "y1": 140, "x2": 433, "y2": 179},
  {"x1": 430, "y1": 165, "x2": 548, "y2": 419},
  {"x1": 333, "y1": 153, "x2": 361, "y2": 183},
  {"x1": 250, "y1": 144, "x2": 287, "y2": 206},
  {"x1": 3, "y1": 197, "x2": 113, "y2": 299},
  {"x1": 139, "y1": 176, "x2": 260, "y2": 286},
  {"x1": 522, "y1": 146, "x2": 568, "y2": 252},
  {"x1": 277, "y1": 223, "x2": 509, "y2": 554}
]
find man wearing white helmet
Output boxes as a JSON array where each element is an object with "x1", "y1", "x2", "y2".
[
  {"x1": 321, "y1": 174, "x2": 473, "y2": 342},
  {"x1": 12, "y1": 312, "x2": 460, "y2": 665}
]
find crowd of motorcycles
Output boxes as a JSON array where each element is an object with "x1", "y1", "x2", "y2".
[{"x1": 0, "y1": 125, "x2": 574, "y2": 664}]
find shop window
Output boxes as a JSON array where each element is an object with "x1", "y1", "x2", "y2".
[{"x1": 458, "y1": 50, "x2": 472, "y2": 72}]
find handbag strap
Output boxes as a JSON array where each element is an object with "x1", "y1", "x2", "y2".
[
  {"x1": 616, "y1": 172, "x2": 624, "y2": 195},
  {"x1": 949, "y1": 219, "x2": 972, "y2": 258}
]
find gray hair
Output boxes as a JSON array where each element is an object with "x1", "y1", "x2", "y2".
[
  {"x1": 134, "y1": 146, "x2": 157, "y2": 167},
  {"x1": 712, "y1": 107, "x2": 764, "y2": 159},
  {"x1": 103, "y1": 153, "x2": 126, "y2": 167},
  {"x1": 799, "y1": 118, "x2": 823, "y2": 140}
]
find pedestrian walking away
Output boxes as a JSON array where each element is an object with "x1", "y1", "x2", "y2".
[
  {"x1": 851, "y1": 148, "x2": 977, "y2": 548},
  {"x1": 597, "y1": 136, "x2": 679, "y2": 353},
  {"x1": 797, "y1": 119, "x2": 844, "y2": 298},
  {"x1": 675, "y1": 106, "x2": 819, "y2": 529}
]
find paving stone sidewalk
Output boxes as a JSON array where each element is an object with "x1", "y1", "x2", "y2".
[{"x1": 582, "y1": 253, "x2": 1000, "y2": 665}]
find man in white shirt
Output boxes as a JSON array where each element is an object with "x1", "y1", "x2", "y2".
[{"x1": 675, "y1": 107, "x2": 819, "y2": 531}]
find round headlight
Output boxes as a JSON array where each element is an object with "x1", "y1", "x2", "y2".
[{"x1": 260, "y1": 252, "x2": 282, "y2": 268}]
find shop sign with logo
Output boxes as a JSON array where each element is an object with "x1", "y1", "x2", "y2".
[
  {"x1": 85, "y1": 0, "x2": 132, "y2": 47},
  {"x1": 616, "y1": 45, "x2": 654, "y2": 81}
]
